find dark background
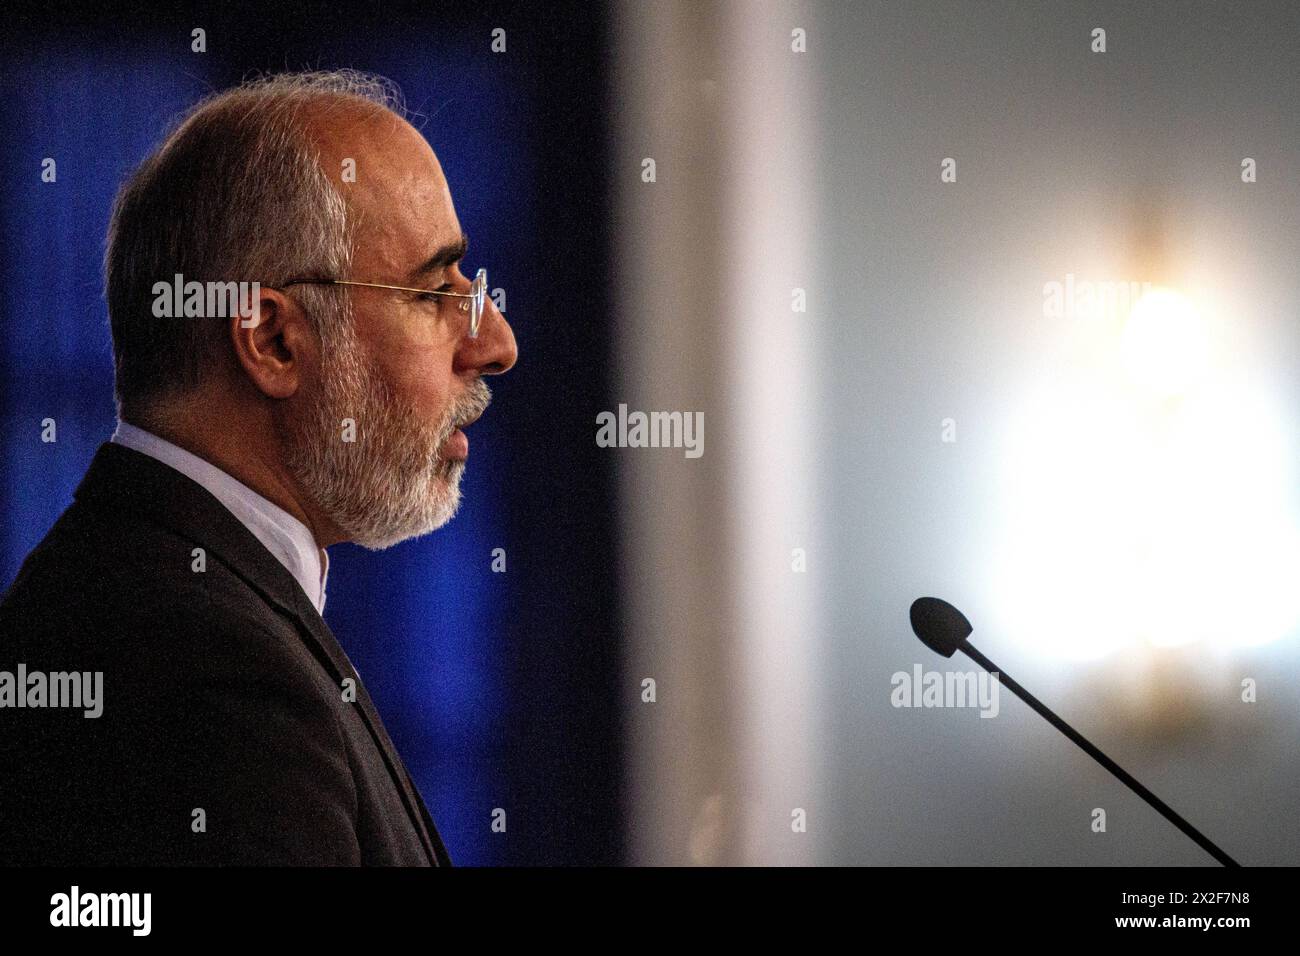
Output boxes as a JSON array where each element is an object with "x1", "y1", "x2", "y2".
[{"x1": 0, "y1": 0, "x2": 623, "y2": 865}]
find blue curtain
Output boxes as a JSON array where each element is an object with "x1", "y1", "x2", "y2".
[{"x1": 0, "y1": 0, "x2": 621, "y2": 865}]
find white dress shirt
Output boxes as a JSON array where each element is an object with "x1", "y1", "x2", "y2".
[{"x1": 111, "y1": 421, "x2": 329, "y2": 615}]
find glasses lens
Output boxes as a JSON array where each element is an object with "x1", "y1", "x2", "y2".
[{"x1": 471, "y1": 268, "x2": 487, "y2": 338}]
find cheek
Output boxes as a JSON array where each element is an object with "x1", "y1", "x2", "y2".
[
  {"x1": 365, "y1": 323, "x2": 456, "y2": 419},
  {"x1": 387, "y1": 355, "x2": 455, "y2": 423}
]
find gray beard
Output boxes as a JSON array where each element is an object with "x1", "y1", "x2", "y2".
[{"x1": 282, "y1": 331, "x2": 489, "y2": 550}]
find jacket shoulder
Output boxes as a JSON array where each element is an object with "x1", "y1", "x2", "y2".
[{"x1": 1, "y1": 496, "x2": 305, "y2": 662}]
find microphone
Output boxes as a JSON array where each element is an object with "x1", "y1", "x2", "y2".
[{"x1": 909, "y1": 596, "x2": 1240, "y2": 867}]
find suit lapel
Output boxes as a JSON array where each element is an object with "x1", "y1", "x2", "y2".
[{"x1": 289, "y1": 588, "x2": 444, "y2": 865}]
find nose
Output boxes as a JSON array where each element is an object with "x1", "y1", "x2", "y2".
[{"x1": 456, "y1": 291, "x2": 517, "y2": 375}]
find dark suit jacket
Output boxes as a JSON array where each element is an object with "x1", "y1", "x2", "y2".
[{"x1": 0, "y1": 441, "x2": 452, "y2": 866}]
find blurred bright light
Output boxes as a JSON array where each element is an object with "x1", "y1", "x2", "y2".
[
  {"x1": 1121, "y1": 287, "x2": 1209, "y2": 396},
  {"x1": 990, "y1": 290, "x2": 1300, "y2": 661}
]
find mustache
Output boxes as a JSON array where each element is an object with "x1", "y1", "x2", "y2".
[{"x1": 436, "y1": 379, "x2": 493, "y2": 446}]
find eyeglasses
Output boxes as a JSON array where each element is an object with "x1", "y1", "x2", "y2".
[{"x1": 279, "y1": 267, "x2": 488, "y2": 338}]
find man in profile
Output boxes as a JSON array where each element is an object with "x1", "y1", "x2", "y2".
[{"x1": 0, "y1": 71, "x2": 517, "y2": 865}]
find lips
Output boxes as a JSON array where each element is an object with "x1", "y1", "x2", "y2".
[
  {"x1": 442, "y1": 427, "x2": 469, "y2": 461},
  {"x1": 441, "y1": 413, "x2": 478, "y2": 462},
  {"x1": 442, "y1": 395, "x2": 487, "y2": 463}
]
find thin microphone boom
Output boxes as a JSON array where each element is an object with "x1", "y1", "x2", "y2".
[{"x1": 909, "y1": 596, "x2": 1240, "y2": 867}]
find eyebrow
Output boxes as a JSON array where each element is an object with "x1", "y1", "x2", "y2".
[{"x1": 409, "y1": 234, "x2": 469, "y2": 281}]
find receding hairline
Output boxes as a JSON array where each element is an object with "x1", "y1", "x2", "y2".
[{"x1": 295, "y1": 97, "x2": 452, "y2": 265}]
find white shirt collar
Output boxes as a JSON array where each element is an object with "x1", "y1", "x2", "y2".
[{"x1": 111, "y1": 421, "x2": 329, "y2": 615}]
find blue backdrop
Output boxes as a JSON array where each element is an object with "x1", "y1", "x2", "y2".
[{"x1": 0, "y1": 0, "x2": 622, "y2": 865}]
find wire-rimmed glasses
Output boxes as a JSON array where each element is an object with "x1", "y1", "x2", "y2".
[{"x1": 280, "y1": 267, "x2": 488, "y2": 338}]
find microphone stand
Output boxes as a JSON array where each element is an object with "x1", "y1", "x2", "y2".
[{"x1": 958, "y1": 638, "x2": 1239, "y2": 867}]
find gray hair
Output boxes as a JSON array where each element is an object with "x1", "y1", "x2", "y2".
[{"x1": 104, "y1": 69, "x2": 406, "y2": 425}]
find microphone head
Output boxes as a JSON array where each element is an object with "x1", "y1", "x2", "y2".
[{"x1": 909, "y1": 597, "x2": 973, "y2": 658}]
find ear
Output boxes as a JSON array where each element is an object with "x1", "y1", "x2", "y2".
[{"x1": 228, "y1": 286, "x2": 316, "y2": 400}]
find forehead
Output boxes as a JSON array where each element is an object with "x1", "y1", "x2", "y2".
[{"x1": 303, "y1": 100, "x2": 462, "y2": 275}]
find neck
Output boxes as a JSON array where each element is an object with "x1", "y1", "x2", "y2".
[{"x1": 125, "y1": 411, "x2": 346, "y2": 548}]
